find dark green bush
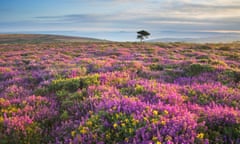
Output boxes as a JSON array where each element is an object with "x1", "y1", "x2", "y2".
[
  {"x1": 226, "y1": 53, "x2": 240, "y2": 61},
  {"x1": 164, "y1": 69, "x2": 183, "y2": 82},
  {"x1": 184, "y1": 64, "x2": 214, "y2": 77},
  {"x1": 149, "y1": 63, "x2": 164, "y2": 71},
  {"x1": 60, "y1": 110, "x2": 69, "y2": 120},
  {"x1": 120, "y1": 84, "x2": 145, "y2": 96},
  {"x1": 195, "y1": 55, "x2": 210, "y2": 60},
  {"x1": 56, "y1": 89, "x2": 69, "y2": 99},
  {"x1": 195, "y1": 45, "x2": 211, "y2": 50},
  {"x1": 204, "y1": 121, "x2": 240, "y2": 143},
  {"x1": 186, "y1": 89, "x2": 214, "y2": 105},
  {"x1": 218, "y1": 46, "x2": 231, "y2": 51},
  {"x1": 1, "y1": 122, "x2": 42, "y2": 144},
  {"x1": 220, "y1": 70, "x2": 240, "y2": 84},
  {"x1": 34, "y1": 87, "x2": 49, "y2": 96},
  {"x1": 22, "y1": 59, "x2": 30, "y2": 65}
]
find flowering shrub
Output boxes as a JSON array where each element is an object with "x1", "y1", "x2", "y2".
[
  {"x1": 72, "y1": 111, "x2": 144, "y2": 143},
  {"x1": 0, "y1": 95, "x2": 58, "y2": 143},
  {"x1": 181, "y1": 82, "x2": 240, "y2": 107},
  {"x1": 49, "y1": 74, "x2": 99, "y2": 92},
  {"x1": 0, "y1": 42, "x2": 240, "y2": 143},
  {"x1": 200, "y1": 105, "x2": 240, "y2": 143}
]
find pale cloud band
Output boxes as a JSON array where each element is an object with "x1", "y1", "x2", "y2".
[{"x1": 0, "y1": 0, "x2": 240, "y2": 41}]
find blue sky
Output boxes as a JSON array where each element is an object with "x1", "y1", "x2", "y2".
[{"x1": 1, "y1": 0, "x2": 240, "y2": 41}]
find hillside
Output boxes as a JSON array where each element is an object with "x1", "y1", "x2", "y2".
[
  {"x1": 0, "y1": 34, "x2": 106, "y2": 44},
  {"x1": 0, "y1": 42, "x2": 240, "y2": 143},
  {"x1": 149, "y1": 35, "x2": 240, "y2": 43}
]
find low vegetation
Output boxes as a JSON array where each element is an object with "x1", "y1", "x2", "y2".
[{"x1": 0, "y1": 40, "x2": 240, "y2": 143}]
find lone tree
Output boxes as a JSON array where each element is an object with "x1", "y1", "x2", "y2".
[{"x1": 137, "y1": 30, "x2": 150, "y2": 42}]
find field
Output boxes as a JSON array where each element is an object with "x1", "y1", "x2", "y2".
[{"x1": 0, "y1": 39, "x2": 240, "y2": 143}]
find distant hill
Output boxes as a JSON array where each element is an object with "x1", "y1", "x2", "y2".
[
  {"x1": 0, "y1": 34, "x2": 107, "y2": 44},
  {"x1": 149, "y1": 35, "x2": 240, "y2": 43}
]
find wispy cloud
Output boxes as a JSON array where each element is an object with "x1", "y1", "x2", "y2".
[{"x1": 1, "y1": 0, "x2": 240, "y2": 40}]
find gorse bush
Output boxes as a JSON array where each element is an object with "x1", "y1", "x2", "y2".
[
  {"x1": 49, "y1": 74, "x2": 100, "y2": 92},
  {"x1": 72, "y1": 111, "x2": 144, "y2": 143},
  {"x1": 79, "y1": 74, "x2": 100, "y2": 88},
  {"x1": 49, "y1": 77, "x2": 80, "y2": 92}
]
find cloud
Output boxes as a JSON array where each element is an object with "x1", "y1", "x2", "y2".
[
  {"x1": 33, "y1": 4, "x2": 240, "y2": 32},
  {"x1": 1, "y1": 0, "x2": 240, "y2": 40}
]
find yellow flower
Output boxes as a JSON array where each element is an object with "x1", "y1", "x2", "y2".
[
  {"x1": 0, "y1": 98, "x2": 5, "y2": 103},
  {"x1": 146, "y1": 106, "x2": 150, "y2": 110},
  {"x1": 163, "y1": 110, "x2": 168, "y2": 115},
  {"x1": 113, "y1": 123, "x2": 118, "y2": 129},
  {"x1": 80, "y1": 127, "x2": 88, "y2": 134},
  {"x1": 0, "y1": 116, "x2": 3, "y2": 123},
  {"x1": 71, "y1": 131, "x2": 76, "y2": 137},
  {"x1": 121, "y1": 123, "x2": 126, "y2": 127},
  {"x1": 1, "y1": 109, "x2": 6, "y2": 113},
  {"x1": 106, "y1": 132, "x2": 111, "y2": 139},
  {"x1": 92, "y1": 133, "x2": 97, "y2": 139},
  {"x1": 89, "y1": 111, "x2": 93, "y2": 115},
  {"x1": 156, "y1": 141, "x2": 162, "y2": 144},
  {"x1": 86, "y1": 121, "x2": 92, "y2": 126},
  {"x1": 152, "y1": 136, "x2": 158, "y2": 141},
  {"x1": 152, "y1": 119, "x2": 158, "y2": 124},
  {"x1": 144, "y1": 117, "x2": 148, "y2": 121},
  {"x1": 124, "y1": 137, "x2": 129, "y2": 142},
  {"x1": 153, "y1": 110, "x2": 158, "y2": 116},
  {"x1": 116, "y1": 133, "x2": 119, "y2": 138},
  {"x1": 22, "y1": 100, "x2": 27, "y2": 105},
  {"x1": 125, "y1": 119, "x2": 129, "y2": 123},
  {"x1": 129, "y1": 128, "x2": 133, "y2": 134},
  {"x1": 165, "y1": 135, "x2": 172, "y2": 141},
  {"x1": 161, "y1": 120, "x2": 166, "y2": 126},
  {"x1": 197, "y1": 133, "x2": 204, "y2": 139},
  {"x1": 135, "y1": 119, "x2": 139, "y2": 123},
  {"x1": 132, "y1": 119, "x2": 139, "y2": 125}
]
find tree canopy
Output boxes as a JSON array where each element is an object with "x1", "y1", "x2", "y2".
[{"x1": 137, "y1": 30, "x2": 150, "y2": 42}]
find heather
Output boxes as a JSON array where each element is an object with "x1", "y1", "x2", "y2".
[{"x1": 0, "y1": 42, "x2": 240, "y2": 144}]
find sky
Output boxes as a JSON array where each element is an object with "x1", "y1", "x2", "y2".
[{"x1": 1, "y1": 0, "x2": 240, "y2": 41}]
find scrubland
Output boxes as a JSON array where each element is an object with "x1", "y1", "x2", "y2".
[{"x1": 0, "y1": 42, "x2": 240, "y2": 143}]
